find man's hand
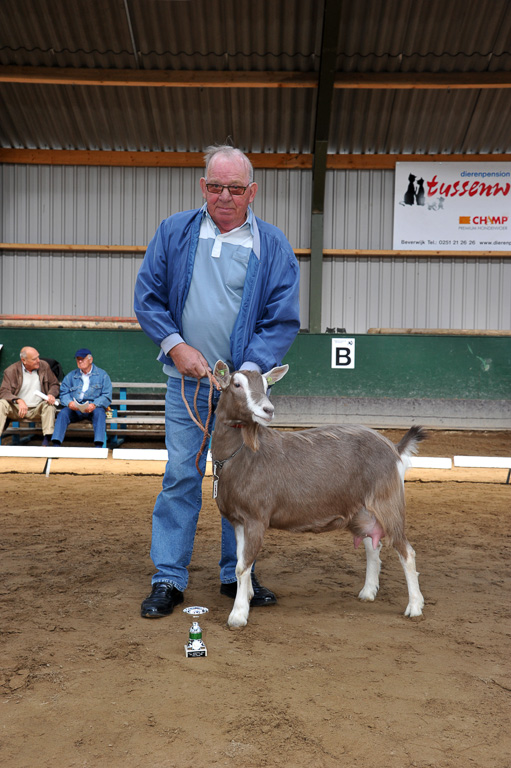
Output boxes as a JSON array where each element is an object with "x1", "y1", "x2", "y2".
[
  {"x1": 84, "y1": 403, "x2": 96, "y2": 414},
  {"x1": 47, "y1": 394, "x2": 56, "y2": 405},
  {"x1": 170, "y1": 343, "x2": 210, "y2": 379},
  {"x1": 16, "y1": 398, "x2": 28, "y2": 418},
  {"x1": 68, "y1": 401, "x2": 80, "y2": 411}
]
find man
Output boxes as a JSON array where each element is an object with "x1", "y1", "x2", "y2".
[
  {"x1": 0, "y1": 346, "x2": 59, "y2": 445},
  {"x1": 135, "y1": 144, "x2": 301, "y2": 618},
  {"x1": 51, "y1": 349, "x2": 112, "y2": 447}
]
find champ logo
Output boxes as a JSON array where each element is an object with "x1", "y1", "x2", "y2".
[{"x1": 459, "y1": 215, "x2": 509, "y2": 225}]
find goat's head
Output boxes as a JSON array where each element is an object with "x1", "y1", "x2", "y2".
[{"x1": 213, "y1": 360, "x2": 289, "y2": 430}]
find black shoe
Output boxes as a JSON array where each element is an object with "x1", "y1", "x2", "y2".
[
  {"x1": 94, "y1": 441, "x2": 104, "y2": 447},
  {"x1": 220, "y1": 573, "x2": 277, "y2": 607},
  {"x1": 141, "y1": 583, "x2": 184, "y2": 618}
]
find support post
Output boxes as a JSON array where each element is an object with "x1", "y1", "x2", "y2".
[
  {"x1": 309, "y1": 0, "x2": 342, "y2": 333},
  {"x1": 309, "y1": 212, "x2": 324, "y2": 334}
]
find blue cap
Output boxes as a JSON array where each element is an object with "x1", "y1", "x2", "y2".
[{"x1": 75, "y1": 348, "x2": 92, "y2": 358}]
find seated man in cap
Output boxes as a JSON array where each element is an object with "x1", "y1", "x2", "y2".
[
  {"x1": 51, "y1": 349, "x2": 112, "y2": 447},
  {"x1": 0, "y1": 346, "x2": 60, "y2": 445}
]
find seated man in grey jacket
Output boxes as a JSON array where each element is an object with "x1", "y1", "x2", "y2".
[{"x1": 0, "y1": 346, "x2": 60, "y2": 445}]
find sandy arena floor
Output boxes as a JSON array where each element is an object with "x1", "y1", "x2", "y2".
[{"x1": 1, "y1": 430, "x2": 510, "y2": 768}]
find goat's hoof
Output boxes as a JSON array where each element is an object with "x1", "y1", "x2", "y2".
[
  {"x1": 404, "y1": 600, "x2": 424, "y2": 618},
  {"x1": 358, "y1": 586, "x2": 378, "y2": 602},
  {"x1": 227, "y1": 612, "x2": 248, "y2": 629}
]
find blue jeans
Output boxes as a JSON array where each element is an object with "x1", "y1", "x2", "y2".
[
  {"x1": 150, "y1": 376, "x2": 238, "y2": 591},
  {"x1": 52, "y1": 405, "x2": 107, "y2": 444}
]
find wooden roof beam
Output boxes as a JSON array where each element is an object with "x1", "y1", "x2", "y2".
[
  {"x1": 0, "y1": 66, "x2": 510, "y2": 89},
  {"x1": 1, "y1": 149, "x2": 510, "y2": 169},
  {"x1": 335, "y1": 71, "x2": 511, "y2": 89},
  {"x1": 1, "y1": 243, "x2": 509, "y2": 259},
  {"x1": 0, "y1": 66, "x2": 317, "y2": 88}
]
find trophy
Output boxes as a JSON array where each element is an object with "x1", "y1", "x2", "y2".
[{"x1": 183, "y1": 606, "x2": 209, "y2": 657}]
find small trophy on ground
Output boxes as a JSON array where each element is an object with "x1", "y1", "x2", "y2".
[{"x1": 183, "y1": 606, "x2": 209, "y2": 657}]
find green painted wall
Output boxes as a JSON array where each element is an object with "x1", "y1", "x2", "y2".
[
  {"x1": 279, "y1": 334, "x2": 511, "y2": 400},
  {"x1": 0, "y1": 327, "x2": 168, "y2": 384},
  {"x1": 0, "y1": 327, "x2": 510, "y2": 401}
]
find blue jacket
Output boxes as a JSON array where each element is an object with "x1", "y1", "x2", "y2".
[
  {"x1": 134, "y1": 207, "x2": 301, "y2": 373},
  {"x1": 59, "y1": 365, "x2": 112, "y2": 409}
]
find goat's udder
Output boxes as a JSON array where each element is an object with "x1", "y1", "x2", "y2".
[{"x1": 354, "y1": 526, "x2": 385, "y2": 551}]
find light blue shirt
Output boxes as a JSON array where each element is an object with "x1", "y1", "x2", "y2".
[
  {"x1": 135, "y1": 204, "x2": 301, "y2": 377},
  {"x1": 79, "y1": 370, "x2": 91, "y2": 400},
  {"x1": 164, "y1": 207, "x2": 254, "y2": 378}
]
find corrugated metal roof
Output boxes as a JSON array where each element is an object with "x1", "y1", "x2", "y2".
[
  {"x1": 0, "y1": 0, "x2": 510, "y2": 154},
  {"x1": 336, "y1": 0, "x2": 511, "y2": 68},
  {"x1": 0, "y1": 83, "x2": 318, "y2": 153},
  {"x1": 329, "y1": 87, "x2": 511, "y2": 155},
  {"x1": 0, "y1": 0, "x2": 324, "y2": 71}
]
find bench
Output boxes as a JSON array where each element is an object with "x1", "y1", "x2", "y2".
[
  {"x1": 0, "y1": 382, "x2": 167, "y2": 447},
  {"x1": 107, "y1": 382, "x2": 166, "y2": 446}
]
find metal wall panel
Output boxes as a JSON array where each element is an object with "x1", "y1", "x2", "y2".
[
  {"x1": 1, "y1": 165, "x2": 510, "y2": 332},
  {"x1": 0, "y1": 165, "x2": 311, "y2": 245},
  {"x1": 323, "y1": 170, "x2": 395, "y2": 249},
  {"x1": 0, "y1": 165, "x2": 311, "y2": 322},
  {"x1": 0, "y1": 164, "x2": 205, "y2": 246},
  {"x1": 0, "y1": 251, "x2": 145, "y2": 317},
  {"x1": 321, "y1": 256, "x2": 511, "y2": 333}
]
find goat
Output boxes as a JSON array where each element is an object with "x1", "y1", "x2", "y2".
[{"x1": 211, "y1": 360, "x2": 426, "y2": 629}]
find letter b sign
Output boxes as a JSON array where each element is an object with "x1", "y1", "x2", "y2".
[{"x1": 331, "y1": 338, "x2": 355, "y2": 369}]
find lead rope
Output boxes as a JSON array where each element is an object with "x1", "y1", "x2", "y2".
[{"x1": 181, "y1": 371, "x2": 221, "y2": 476}]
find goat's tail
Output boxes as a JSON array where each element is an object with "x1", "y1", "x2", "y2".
[{"x1": 396, "y1": 425, "x2": 428, "y2": 458}]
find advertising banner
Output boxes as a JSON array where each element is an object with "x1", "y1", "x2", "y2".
[{"x1": 393, "y1": 162, "x2": 511, "y2": 251}]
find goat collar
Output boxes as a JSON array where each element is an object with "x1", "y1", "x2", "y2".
[
  {"x1": 212, "y1": 443, "x2": 244, "y2": 478},
  {"x1": 229, "y1": 422, "x2": 245, "y2": 429}
]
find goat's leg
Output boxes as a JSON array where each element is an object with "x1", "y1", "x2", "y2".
[
  {"x1": 397, "y1": 541, "x2": 424, "y2": 617},
  {"x1": 228, "y1": 521, "x2": 265, "y2": 629},
  {"x1": 229, "y1": 567, "x2": 253, "y2": 629},
  {"x1": 358, "y1": 537, "x2": 382, "y2": 602}
]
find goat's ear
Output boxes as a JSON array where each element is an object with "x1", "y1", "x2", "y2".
[
  {"x1": 213, "y1": 360, "x2": 231, "y2": 389},
  {"x1": 264, "y1": 364, "x2": 289, "y2": 386}
]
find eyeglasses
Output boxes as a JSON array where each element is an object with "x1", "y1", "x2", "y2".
[{"x1": 205, "y1": 183, "x2": 251, "y2": 196}]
